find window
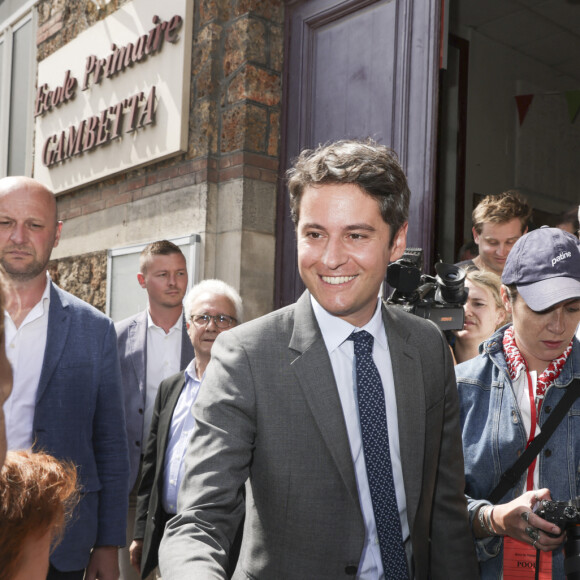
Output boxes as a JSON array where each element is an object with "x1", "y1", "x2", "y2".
[
  {"x1": 0, "y1": 1, "x2": 36, "y2": 177},
  {"x1": 106, "y1": 234, "x2": 201, "y2": 321}
]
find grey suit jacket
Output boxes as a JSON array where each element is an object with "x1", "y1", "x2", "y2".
[
  {"x1": 159, "y1": 291, "x2": 477, "y2": 579},
  {"x1": 116, "y1": 309, "x2": 194, "y2": 489}
]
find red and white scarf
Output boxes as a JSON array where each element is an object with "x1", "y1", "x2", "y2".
[{"x1": 503, "y1": 325, "x2": 572, "y2": 408}]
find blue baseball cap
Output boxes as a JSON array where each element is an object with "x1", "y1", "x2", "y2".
[{"x1": 501, "y1": 226, "x2": 580, "y2": 311}]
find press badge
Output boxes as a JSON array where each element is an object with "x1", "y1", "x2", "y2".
[{"x1": 503, "y1": 536, "x2": 551, "y2": 579}]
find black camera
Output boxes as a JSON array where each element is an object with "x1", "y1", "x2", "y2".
[
  {"x1": 536, "y1": 498, "x2": 580, "y2": 530},
  {"x1": 385, "y1": 248, "x2": 468, "y2": 331},
  {"x1": 536, "y1": 497, "x2": 580, "y2": 579}
]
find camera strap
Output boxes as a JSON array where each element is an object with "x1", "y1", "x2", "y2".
[{"x1": 487, "y1": 378, "x2": 580, "y2": 504}]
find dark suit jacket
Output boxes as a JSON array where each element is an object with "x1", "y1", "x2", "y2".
[
  {"x1": 116, "y1": 310, "x2": 194, "y2": 489},
  {"x1": 159, "y1": 291, "x2": 478, "y2": 579},
  {"x1": 134, "y1": 371, "x2": 243, "y2": 579},
  {"x1": 134, "y1": 371, "x2": 186, "y2": 578},
  {"x1": 33, "y1": 283, "x2": 130, "y2": 571}
]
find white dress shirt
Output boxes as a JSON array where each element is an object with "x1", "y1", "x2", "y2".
[
  {"x1": 311, "y1": 296, "x2": 410, "y2": 580},
  {"x1": 162, "y1": 358, "x2": 202, "y2": 514},
  {"x1": 4, "y1": 275, "x2": 51, "y2": 450},
  {"x1": 144, "y1": 310, "x2": 183, "y2": 442}
]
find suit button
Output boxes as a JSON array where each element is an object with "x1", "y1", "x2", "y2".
[
  {"x1": 139, "y1": 408, "x2": 144, "y2": 415},
  {"x1": 345, "y1": 565, "x2": 358, "y2": 575},
  {"x1": 545, "y1": 406, "x2": 552, "y2": 414},
  {"x1": 136, "y1": 441, "x2": 141, "y2": 447},
  {"x1": 544, "y1": 449, "x2": 552, "y2": 457}
]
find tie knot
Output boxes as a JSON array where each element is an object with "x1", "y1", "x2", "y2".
[{"x1": 348, "y1": 330, "x2": 374, "y2": 353}]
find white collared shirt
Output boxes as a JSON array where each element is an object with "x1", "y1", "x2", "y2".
[
  {"x1": 162, "y1": 358, "x2": 202, "y2": 514},
  {"x1": 144, "y1": 310, "x2": 183, "y2": 442},
  {"x1": 311, "y1": 296, "x2": 409, "y2": 580},
  {"x1": 4, "y1": 275, "x2": 52, "y2": 450}
]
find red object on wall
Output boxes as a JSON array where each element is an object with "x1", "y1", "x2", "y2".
[{"x1": 515, "y1": 94, "x2": 534, "y2": 126}]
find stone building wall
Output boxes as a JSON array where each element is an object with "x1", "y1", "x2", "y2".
[
  {"x1": 48, "y1": 251, "x2": 108, "y2": 313},
  {"x1": 36, "y1": 0, "x2": 284, "y2": 320}
]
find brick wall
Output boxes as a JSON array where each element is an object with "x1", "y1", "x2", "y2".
[{"x1": 36, "y1": 0, "x2": 284, "y2": 311}]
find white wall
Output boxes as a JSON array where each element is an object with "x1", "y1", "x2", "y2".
[{"x1": 452, "y1": 27, "x2": 580, "y2": 237}]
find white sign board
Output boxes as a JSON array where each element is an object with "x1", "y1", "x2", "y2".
[{"x1": 33, "y1": 0, "x2": 192, "y2": 194}]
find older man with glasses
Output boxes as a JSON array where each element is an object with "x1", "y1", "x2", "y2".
[{"x1": 129, "y1": 279, "x2": 243, "y2": 580}]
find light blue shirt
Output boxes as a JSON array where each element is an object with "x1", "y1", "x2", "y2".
[
  {"x1": 311, "y1": 296, "x2": 410, "y2": 580},
  {"x1": 162, "y1": 359, "x2": 202, "y2": 514}
]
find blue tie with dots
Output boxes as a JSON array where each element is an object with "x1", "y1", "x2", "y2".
[{"x1": 348, "y1": 330, "x2": 409, "y2": 579}]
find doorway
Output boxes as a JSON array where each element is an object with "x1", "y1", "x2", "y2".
[{"x1": 436, "y1": 0, "x2": 580, "y2": 264}]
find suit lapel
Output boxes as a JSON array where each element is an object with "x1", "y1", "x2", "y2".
[
  {"x1": 383, "y1": 305, "x2": 425, "y2": 531},
  {"x1": 289, "y1": 292, "x2": 359, "y2": 505},
  {"x1": 129, "y1": 311, "x2": 147, "y2": 395},
  {"x1": 158, "y1": 374, "x2": 187, "y2": 448},
  {"x1": 37, "y1": 284, "x2": 70, "y2": 404},
  {"x1": 179, "y1": 314, "x2": 194, "y2": 369}
]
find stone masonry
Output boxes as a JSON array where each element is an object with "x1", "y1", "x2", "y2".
[{"x1": 36, "y1": 0, "x2": 284, "y2": 321}]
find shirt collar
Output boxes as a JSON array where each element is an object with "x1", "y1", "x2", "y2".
[
  {"x1": 184, "y1": 357, "x2": 202, "y2": 383},
  {"x1": 146, "y1": 308, "x2": 183, "y2": 332},
  {"x1": 4, "y1": 273, "x2": 51, "y2": 327},
  {"x1": 41, "y1": 272, "x2": 52, "y2": 308},
  {"x1": 310, "y1": 295, "x2": 387, "y2": 354}
]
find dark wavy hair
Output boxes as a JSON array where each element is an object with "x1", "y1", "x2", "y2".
[{"x1": 287, "y1": 139, "x2": 410, "y2": 245}]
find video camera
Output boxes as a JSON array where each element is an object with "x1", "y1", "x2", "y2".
[{"x1": 385, "y1": 248, "x2": 468, "y2": 331}]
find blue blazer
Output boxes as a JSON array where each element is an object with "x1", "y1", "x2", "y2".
[
  {"x1": 116, "y1": 310, "x2": 194, "y2": 489},
  {"x1": 33, "y1": 283, "x2": 130, "y2": 571}
]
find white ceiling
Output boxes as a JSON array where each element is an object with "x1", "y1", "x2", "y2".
[{"x1": 451, "y1": 0, "x2": 580, "y2": 82}]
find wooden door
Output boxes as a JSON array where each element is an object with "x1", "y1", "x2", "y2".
[{"x1": 276, "y1": 0, "x2": 441, "y2": 307}]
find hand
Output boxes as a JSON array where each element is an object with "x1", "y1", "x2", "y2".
[
  {"x1": 85, "y1": 545, "x2": 120, "y2": 580},
  {"x1": 491, "y1": 489, "x2": 566, "y2": 552},
  {"x1": 129, "y1": 539, "x2": 143, "y2": 573}
]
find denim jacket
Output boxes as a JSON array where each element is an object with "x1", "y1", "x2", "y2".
[{"x1": 455, "y1": 325, "x2": 580, "y2": 579}]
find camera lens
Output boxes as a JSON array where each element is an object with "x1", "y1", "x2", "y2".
[{"x1": 434, "y1": 263, "x2": 467, "y2": 304}]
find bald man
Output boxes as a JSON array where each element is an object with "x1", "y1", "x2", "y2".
[{"x1": 0, "y1": 177, "x2": 129, "y2": 580}]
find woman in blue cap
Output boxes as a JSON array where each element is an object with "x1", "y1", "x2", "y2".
[{"x1": 456, "y1": 226, "x2": 580, "y2": 579}]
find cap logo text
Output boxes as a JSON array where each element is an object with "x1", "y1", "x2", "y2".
[{"x1": 552, "y1": 251, "x2": 572, "y2": 267}]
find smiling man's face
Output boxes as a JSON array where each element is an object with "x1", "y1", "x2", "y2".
[{"x1": 297, "y1": 183, "x2": 407, "y2": 328}]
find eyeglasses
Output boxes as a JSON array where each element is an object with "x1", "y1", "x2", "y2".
[{"x1": 191, "y1": 314, "x2": 237, "y2": 329}]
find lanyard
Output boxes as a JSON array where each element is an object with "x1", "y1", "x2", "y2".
[
  {"x1": 524, "y1": 370, "x2": 537, "y2": 492},
  {"x1": 503, "y1": 370, "x2": 552, "y2": 580}
]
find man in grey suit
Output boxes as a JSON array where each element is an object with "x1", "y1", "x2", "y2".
[
  {"x1": 159, "y1": 139, "x2": 478, "y2": 579},
  {"x1": 115, "y1": 240, "x2": 194, "y2": 579}
]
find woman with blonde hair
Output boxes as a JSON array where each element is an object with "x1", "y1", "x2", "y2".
[{"x1": 452, "y1": 268, "x2": 509, "y2": 364}]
